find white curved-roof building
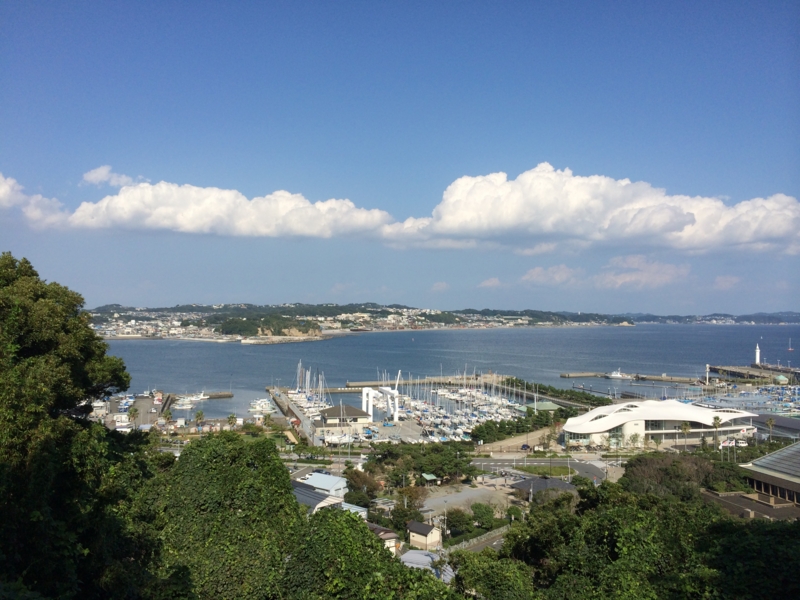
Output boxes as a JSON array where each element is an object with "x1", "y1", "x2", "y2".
[{"x1": 563, "y1": 400, "x2": 757, "y2": 448}]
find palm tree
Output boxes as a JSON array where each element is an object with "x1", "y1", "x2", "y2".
[
  {"x1": 227, "y1": 413, "x2": 237, "y2": 429},
  {"x1": 163, "y1": 409, "x2": 172, "y2": 423},
  {"x1": 712, "y1": 416, "x2": 721, "y2": 448},
  {"x1": 766, "y1": 417, "x2": 775, "y2": 443},
  {"x1": 653, "y1": 436, "x2": 662, "y2": 452},
  {"x1": 128, "y1": 407, "x2": 139, "y2": 428},
  {"x1": 195, "y1": 410, "x2": 204, "y2": 425},
  {"x1": 680, "y1": 422, "x2": 691, "y2": 453}
]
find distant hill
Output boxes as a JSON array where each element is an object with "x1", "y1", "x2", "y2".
[{"x1": 88, "y1": 303, "x2": 800, "y2": 324}]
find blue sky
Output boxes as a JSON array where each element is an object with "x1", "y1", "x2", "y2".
[{"x1": 1, "y1": 1, "x2": 798, "y2": 314}]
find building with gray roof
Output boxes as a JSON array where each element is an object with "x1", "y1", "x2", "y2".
[{"x1": 741, "y1": 442, "x2": 800, "y2": 505}]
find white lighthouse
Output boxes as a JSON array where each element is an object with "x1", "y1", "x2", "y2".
[{"x1": 755, "y1": 343, "x2": 760, "y2": 365}]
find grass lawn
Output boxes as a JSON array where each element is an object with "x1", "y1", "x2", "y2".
[{"x1": 516, "y1": 465, "x2": 576, "y2": 477}]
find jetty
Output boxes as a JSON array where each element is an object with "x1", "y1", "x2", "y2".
[{"x1": 560, "y1": 372, "x2": 700, "y2": 384}]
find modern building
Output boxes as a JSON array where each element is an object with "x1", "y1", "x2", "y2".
[
  {"x1": 300, "y1": 473, "x2": 349, "y2": 498},
  {"x1": 563, "y1": 400, "x2": 756, "y2": 448},
  {"x1": 740, "y1": 442, "x2": 800, "y2": 505},
  {"x1": 406, "y1": 520, "x2": 441, "y2": 551}
]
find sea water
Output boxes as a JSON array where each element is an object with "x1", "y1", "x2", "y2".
[{"x1": 107, "y1": 324, "x2": 800, "y2": 420}]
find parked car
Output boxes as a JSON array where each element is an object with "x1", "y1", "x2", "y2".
[
  {"x1": 313, "y1": 469, "x2": 332, "y2": 476},
  {"x1": 521, "y1": 444, "x2": 531, "y2": 450}
]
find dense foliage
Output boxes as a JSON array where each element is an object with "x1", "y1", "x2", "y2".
[
  {"x1": 503, "y1": 377, "x2": 611, "y2": 407},
  {"x1": 0, "y1": 254, "x2": 451, "y2": 599},
  {"x1": 212, "y1": 313, "x2": 320, "y2": 336},
  {"x1": 471, "y1": 406, "x2": 577, "y2": 444},
  {"x1": 367, "y1": 441, "x2": 477, "y2": 486},
  {"x1": 448, "y1": 461, "x2": 800, "y2": 599}
]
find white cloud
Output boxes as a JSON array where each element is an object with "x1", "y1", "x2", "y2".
[
  {"x1": 383, "y1": 163, "x2": 800, "y2": 254},
  {"x1": 521, "y1": 265, "x2": 581, "y2": 286},
  {"x1": 67, "y1": 181, "x2": 392, "y2": 237},
  {"x1": 3, "y1": 164, "x2": 800, "y2": 255},
  {"x1": 478, "y1": 277, "x2": 501, "y2": 288},
  {"x1": 431, "y1": 281, "x2": 449, "y2": 292},
  {"x1": 0, "y1": 173, "x2": 29, "y2": 208},
  {"x1": 713, "y1": 275, "x2": 740, "y2": 290},
  {"x1": 82, "y1": 165, "x2": 135, "y2": 187},
  {"x1": 593, "y1": 255, "x2": 690, "y2": 289}
]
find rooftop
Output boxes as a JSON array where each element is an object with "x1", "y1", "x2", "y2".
[
  {"x1": 302, "y1": 473, "x2": 348, "y2": 490},
  {"x1": 564, "y1": 399, "x2": 756, "y2": 434},
  {"x1": 407, "y1": 520, "x2": 436, "y2": 536},
  {"x1": 319, "y1": 404, "x2": 371, "y2": 419},
  {"x1": 742, "y1": 442, "x2": 800, "y2": 482}
]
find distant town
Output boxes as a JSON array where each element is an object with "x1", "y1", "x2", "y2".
[{"x1": 89, "y1": 303, "x2": 800, "y2": 342}]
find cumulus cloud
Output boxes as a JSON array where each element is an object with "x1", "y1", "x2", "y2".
[
  {"x1": 2, "y1": 164, "x2": 800, "y2": 255},
  {"x1": 431, "y1": 281, "x2": 449, "y2": 293},
  {"x1": 713, "y1": 275, "x2": 740, "y2": 290},
  {"x1": 382, "y1": 163, "x2": 800, "y2": 254},
  {"x1": 67, "y1": 181, "x2": 391, "y2": 237},
  {"x1": 82, "y1": 165, "x2": 136, "y2": 187},
  {"x1": 0, "y1": 174, "x2": 29, "y2": 208},
  {"x1": 478, "y1": 277, "x2": 502, "y2": 288},
  {"x1": 593, "y1": 255, "x2": 690, "y2": 289},
  {"x1": 521, "y1": 265, "x2": 582, "y2": 286}
]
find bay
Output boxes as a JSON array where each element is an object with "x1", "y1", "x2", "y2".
[{"x1": 107, "y1": 324, "x2": 800, "y2": 420}]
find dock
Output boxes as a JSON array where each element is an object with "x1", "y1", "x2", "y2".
[{"x1": 560, "y1": 372, "x2": 700, "y2": 384}]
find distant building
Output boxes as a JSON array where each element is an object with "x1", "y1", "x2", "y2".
[
  {"x1": 406, "y1": 520, "x2": 441, "y2": 551},
  {"x1": 400, "y1": 550, "x2": 453, "y2": 583},
  {"x1": 563, "y1": 400, "x2": 756, "y2": 448},
  {"x1": 366, "y1": 522, "x2": 400, "y2": 556},
  {"x1": 290, "y1": 480, "x2": 343, "y2": 513},
  {"x1": 319, "y1": 404, "x2": 372, "y2": 434},
  {"x1": 300, "y1": 473, "x2": 349, "y2": 498},
  {"x1": 740, "y1": 442, "x2": 800, "y2": 505}
]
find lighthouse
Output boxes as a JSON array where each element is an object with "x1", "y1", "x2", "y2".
[{"x1": 755, "y1": 343, "x2": 760, "y2": 365}]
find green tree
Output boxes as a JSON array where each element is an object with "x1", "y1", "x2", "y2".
[
  {"x1": 227, "y1": 413, "x2": 237, "y2": 428},
  {"x1": 445, "y1": 507, "x2": 474, "y2": 535},
  {"x1": 766, "y1": 417, "x2": 775, "y2": 443},
  {"x1": 194, "y1": 410, "x2": 204, "y2": 426},
  {"x1": 449, "y1": 549, "x2": 535, "y2": 600},
  {"x1": 680, "y1": 421, "x2": 691, "y2": 452},
  {"x1": 284, "y1": 508, "x2": 454, "y2": 599},
  {"x1": 163, "y1": 408, "x2": 172, "y2": 423},
  {"x1": 154, "y1": 432, "x2": 303, "y2": 599},
  {"x1": 470, "y1": 503, "x2": 495, "y2": 530},
  {"x1": 0, "y1": 253, "x2": 176, "y2": 598},
  {"x1": 129, "y1": 406, "x2": 139, "y2": 426},
  {"x1": 712, "y1": 416, "x2": 721, "y2": 447}
]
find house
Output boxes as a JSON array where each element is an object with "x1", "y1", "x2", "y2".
[
  {"x1": 341, "y1": 502, "x2": 368, "y2": 519},
  {"x1": 366, "y1": 522, "x2": 400, "y2": 556},
  {"x1": 421, "y1": 473, "x2": 439, "y2": 486},
  {"x1": 290, "y1": 480, "x2": 343, "y2": 513},
  {"x1": 406, "y1": 520, "x2": 441, "y2": 551},
  {"x1": 301, "y1": 473, "x2": 349, "y2": 498}
]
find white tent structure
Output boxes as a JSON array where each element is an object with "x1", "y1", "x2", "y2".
[{"x1": 563, "y1": 400, "x2": 757, "y2": 448}]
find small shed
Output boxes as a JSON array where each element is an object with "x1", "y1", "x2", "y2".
[
  {"x1": 407, "y1": 520, "x2": 441, "y2": 551},
  {"x1": 421, "y1": 473, "x2": 439, "y2": 486}
]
